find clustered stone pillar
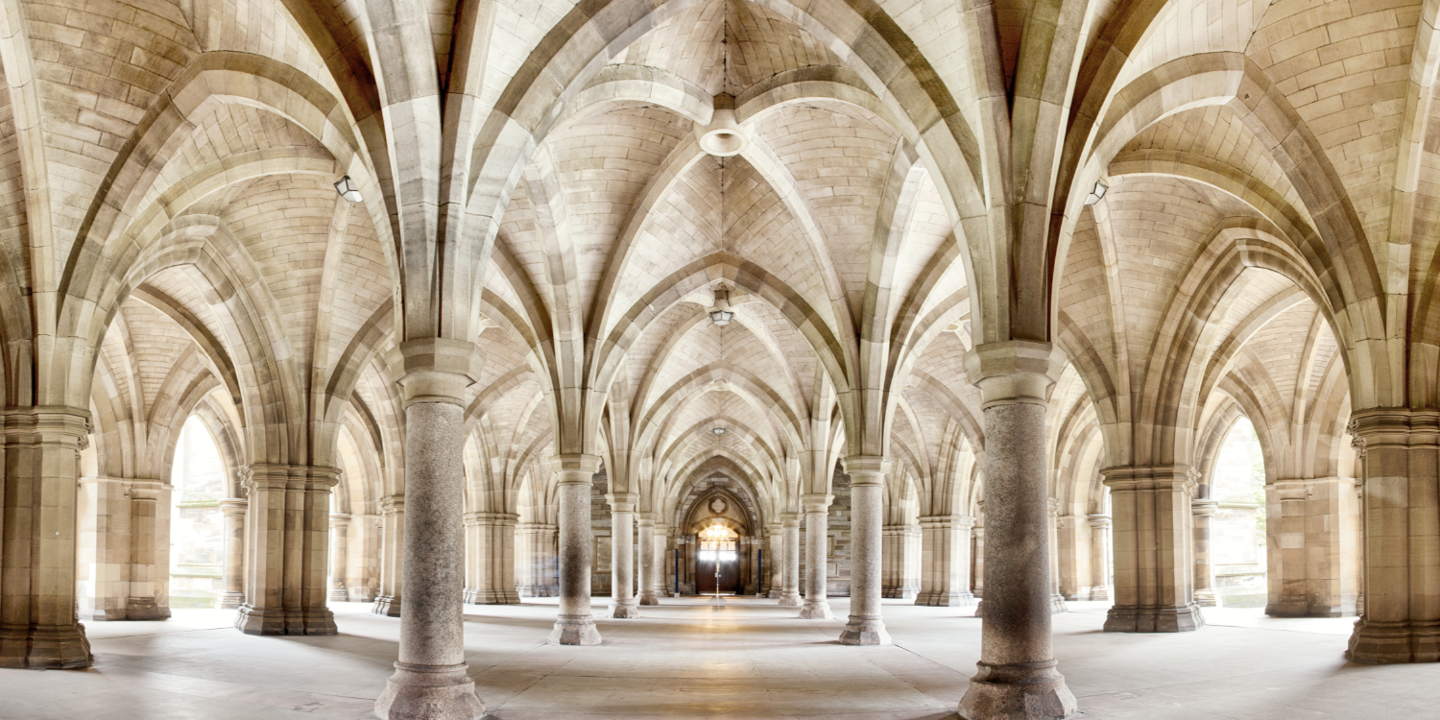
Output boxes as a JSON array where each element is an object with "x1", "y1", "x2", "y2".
[
  {"x1": 75, "y1": 477, "x2": 172, "y2": 622},
  {"x1": 1347, "y1": 411, "x2": 1440, "y2": 663},
  {"x1": 1087, "y1": 514, "x2": 1111, "y2": 601},
  {"x1": 549, "y1": 455, "x2": 602, "y2": 645},
  {"x1": 1047, "y1": 499, "x2": 1067, "y2": 614},
  {"x1": 1191, "y1": 500, "x2": 1218, "y2": 607},
  {"x1": 373, "y1": 495, "x2": 404, "y2": 616},
  {"x1": 516, "y1": 522, "x2": 558, "y2": 597},
  {"x1": 779, "y1": 513, "x2": 802, "y2": 606},
  {"x1": 1102, "y1": 466, "x2": 1202, "y2": 633},
  {"x1": 972, "y1": 521, "x2": 985, "y2": 598},
  {"x1": 841, "y1": 458, "x2": 890, "y2": 645},
  {"x1": 1266, "y1": 477, "x2": 1359, "y2": 618},
  {"x1": 330, "y1": 514, "x2": 351, "y2": 602},
  {"x1": 464, "y1": 512, "x2": 518, "y2": 604},
  {"x1": 798, "y1": 495, "x2": 833, "y2": 619},
  {"x1": 653, "y1": 523, "x2": 672, "y2": 597},
  {"x1": 375, "y1": 342, "x2": 485, "y2": 719},
  {"x1": 881, "y1": 523, "x2": 920, "y2": 599},
  {"x1": 0, "y1": 408, "x2": 94, "y2": 668},
  {"x1": 637, "y1": 516, "x2": 659, "y2": 605},
  {"x1": 916, "y1": 515, "x2": 975, "y2": 606},
  {"x1": 957, "y1": 342, "x2": 1075, "y2": 720},
  {"x1": 608, "y1": 493, "x2": 639, "y2": 618},
  {"x1": 234, "y1": 464, "x2": 339, "y2": 636},
  {"x1": 218, "y1": 498, "x2": 248, "y2": 608}
]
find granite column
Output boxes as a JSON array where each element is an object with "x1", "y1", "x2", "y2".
[
  {"x1": 841, "y1": 458, "x2": 890, "y2": 645},
  {"x1": 798, "y1": 495, "x2": 832, "y2": 619},
  {"x1": 549, "y1": 455, "x2": 602, "y2": 645}
]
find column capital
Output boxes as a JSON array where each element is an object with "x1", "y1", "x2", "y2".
[
  {"x1": 963, "y1": 340, "x2": 1065, "y2": 406},
  {"x1": 918, "y1": 514, "x2": 976, "y2": 530},
  {"x1": 1100, "y1": 465, "x2": 1198, "y2": 494},
  {"x1": 550, "y1": 454, "x2": 601, "y2": 484},
  {"x1": 241, "y1": 464, "x2": 341, "y2": 492},
  {"x1": 219, "y1": 497, "x2": 248, "y2": 516},
  {"x1": 1047, "y1": 497, "x2": 1060, "y2": 517},
  {"x1": 464, "y1": 512, "x2": 519, "y2": 526},
  {"x1": 1087, "y1": 513, "x2": 1112, "y2": 529},
  {"x1": 843, "y1": 456, "x2": 891, "y2": 484},
  {"x1": 1, "y1": 405, "x2": 91, "y2": 445},
  {"x1": 380, "y1": 495, "x2": 406, "y2": 515},
  {"x1": 781, "y1": 512, "x2": 801, "y2": 527},
  {"x1": 636, "y1": 516, "x2": 656, "y2": 528},
  {"x1": 800, "y1": 493, "x2": 833, "y2": 513},
  {"x1": 386, "y1": 338, "x2": 481, "y2": 407},
  {"x1": 1190, "y1": 499, "x2": 1220, "y2": 517},
  {"x1": 606, "y1": 492, "x2": 638, "y2": 511},
  {"x1": 330, "y1": 513, "x2": 352, "y2": 528}
]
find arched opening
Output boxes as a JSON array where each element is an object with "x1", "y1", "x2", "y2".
[
  {"x1": 1210, "y1": 418, "x2": 1267, "y2": 608},
  {"x1": 167, "y1": 415, "x2": 227, "y2": 609},
  {"x1": 696, "y1": 522, "x2": 740, "y2": 594}
]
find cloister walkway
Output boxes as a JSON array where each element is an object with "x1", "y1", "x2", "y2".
[{"x1": 1, "y1": 600, "x2": 1429, "y2": 719}]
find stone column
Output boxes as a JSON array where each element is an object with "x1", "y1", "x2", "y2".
[
  {"x1": 465, "y1": 512, "x2": 519, "y2": 604},
  {"x1": 766, "y1": 524, "x2": 784, "y2": 598},
  {"x1": 916, "y1": 515, "x2": 976, "y2": 606},
  {"x1": 957, "y1": 342, "x2": 1075, "y2": 720},
  {"x1": 235, "y1": 465, "x2": 339, "y2": 635},
  {"x1": 375, "y1": 344, "x2": 485, "y2": 719},
  {"x1": 330, "y1": 514, "x2": 351, "y2": 602},
  {"x1": 1191, "y1": 500, "x2": 1218, "y2": 607},
  {"x1": 125, "y1": 481, "x2": 171, "y2": 620},
  {"x1": 841, "y1": 458, "x2": 890, "y2": 645},
  {"x1": 608, "y1": 493, "x2": 639, "y2": 618},
  {"x1": 799, "y1": 494, "x2": 833, "y2": 619},
  {"x1": 653, "y1": 523, "x2": 672, "y2": 597},
  {"x1": 637, "y1": 516, "x2": 658, "y2": 605},
  {"x1": 779, "y1": 513, "x2": 802, "y2": 606},
  {"x1": 0, "y1": 408, "x2": 93, "y2": 668},
  {"x1": 218, "y1": 498, "x2": 247, "y2": 608},
  {"x1": 373, "y1": 496, "x2": 404, "y2": 616},
  {"x1": 1087, "y1": 514, "x2": 1111, "y2": 601},
  {"x1": 549, "y1": 455, "x2": 602, "y2": 645},
  {"x1": 1102, "y1": 465, "x2": 1202, "y2": 632}
]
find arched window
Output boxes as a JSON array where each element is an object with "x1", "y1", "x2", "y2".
[
  {"x1": 1211, "y1": 418, "x2": 1267, "y2": 607},
  {"x1": 698, "y1": 523, "x2": 738, "y2": 562}
]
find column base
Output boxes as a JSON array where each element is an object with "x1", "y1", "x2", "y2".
[
  {"x1": 1347, "y1": 619, "x2": 1440, "y2": 663},
  {"x1": 375, "y1": 661, "x2": 484, "y2": 720},
  {"x1": 916, "y1": 591, "x2": 976, "y2": 607},
  {"x1": 330, "y1": 589, "x2": 351, "y2": 602},
  {"x1": 1193, "y1": 589, "x2": 1218, "y2": 608},
  {"x1": 1050, "y1": 594, "x2": 1068, "y2": 614},
  {"x1": 124, "y1": 597, "x2": 171, "y2": 621},
  {"x1": 798, "y1": 599, "x2": 833, "y2": 619},
  {"x1": 957, "y1": 660, "x2": 1076, "y2": 720},
  {"x1": 0, "y1": 622, "x2": 93, "y2": 669},
  {"x1": 610, "y1": 601, "x2": 640, "y2": 618},
  {"x1": 548, "y1": 614, "x2": 602, "y2": 645},
  {"x1": 638, "y1": 591, "x2": 659, "y2": 606},
  {"x1": 465, "y1": 589, "x2": 519, "y2": 605},
  {"x1": 778, "y1": 592, "x2": 802, "y2": 607},
  {"x1": 216, "y1": 592, "x2": 246, "y2": 609},
  {"x1": 839, "y1": 615, "x2": 891, "y2": 645},
  {"x1": 1103, "y1": 603, "x2": 1203, "y2": 633},
  {"x1": 1087, "y1": 586, "x2": 1109, "y2": 602},
  {"x1": 373, "y1": 595, "x2": 403, "y2": 617},
  {"x1": 235, "y1": 605, "x2": 338, "y2": 636}
]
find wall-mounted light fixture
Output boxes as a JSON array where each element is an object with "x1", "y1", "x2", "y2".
[
  {"x1": 334, "y1": 175, "x2": 362, "y2": 203},
  {"x1": 1083, "y1": 179, "x2": 1108, "y2": 206}
]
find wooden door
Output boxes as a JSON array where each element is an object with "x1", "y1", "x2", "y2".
[{"x1": 696, "y1": 554, "x2": 742, "y2": 594}]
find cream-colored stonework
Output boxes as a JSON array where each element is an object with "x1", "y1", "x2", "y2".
[{"x1": 0, "y1": 0, "x2": 1438, "y2": 718}]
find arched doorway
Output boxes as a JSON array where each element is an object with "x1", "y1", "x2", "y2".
[{"x1": 696, "y1": 522, "x2": 740, "y2": 594}]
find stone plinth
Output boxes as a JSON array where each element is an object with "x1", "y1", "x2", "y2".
[{"x1": 1102, "y1": 466, "x2": 1203, "y2": 633}]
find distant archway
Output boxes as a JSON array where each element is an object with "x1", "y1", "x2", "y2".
[{"x1": 168, "y1": 416, "x2": 227, "y2": 608}]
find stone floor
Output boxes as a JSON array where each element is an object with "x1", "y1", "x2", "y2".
[{"x1": 2, "y1": 598, "x2": 1437, "y2": 719}]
